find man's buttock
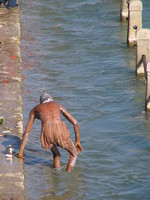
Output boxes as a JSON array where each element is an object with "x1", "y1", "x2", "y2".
[{"x1": 41, "y1": 122, "x2": 70, "y2": 149}]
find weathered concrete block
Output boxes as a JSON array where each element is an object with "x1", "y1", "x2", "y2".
[
  {"x1": 136, "y1": 29, "x2": 150, "y2": 74},
  {"x1": 128, "y1": 0, "x2": 143, "y2": 47},
  {"x1": 136, "y1": 29, "x2": 150, "y2": 110},
  {"x1": 0, "y1": 5, "x2": 24, "y2": 199},
  {"x1": 120, "y1": 0, "x2": 128, "y2": 22}
]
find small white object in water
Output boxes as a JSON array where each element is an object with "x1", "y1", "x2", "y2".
[{"x1": 5, "y1": 154, "x2": 13, "y2": 158}]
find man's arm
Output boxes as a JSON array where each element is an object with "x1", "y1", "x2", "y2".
[
  {"x1": 18, "y1": 109, "x2": 35, "y2": 159},
  {"x1": 60, "y1": 105, "x2": 83, "y2": 153}
]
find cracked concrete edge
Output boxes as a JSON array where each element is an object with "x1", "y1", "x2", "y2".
[{"x1": 0, "y1": 3, "x2": 24, "y2": 199}]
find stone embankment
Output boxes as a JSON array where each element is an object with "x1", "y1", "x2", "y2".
[
  {"x1": 120, "y1": 0, "x2": 150, "y2": 110},
  {"x1": 0, "y1": 3, "x2": 24, "y2": 200}
]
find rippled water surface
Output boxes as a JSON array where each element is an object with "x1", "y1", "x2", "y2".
[{"x1": 21, "y1": 0, "x2": 150, "y2": 199}]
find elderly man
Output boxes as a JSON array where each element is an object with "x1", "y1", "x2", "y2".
[{"x1": 17, "y1": 92, "x2": 83, "y2": 172}]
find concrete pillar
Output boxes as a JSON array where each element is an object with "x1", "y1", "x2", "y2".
[
  {"x1": 128, "y1": 0, "x2": 143, "y2": 47},
  {"x1": 136, "y1": 29, "x2": 150, "y2": 74},
  {"x1": 146, "y1": 62, "x2": 150, "y2": 110},
  {"x1": 120, "y1": 0, "x2": 128, "y2": 22}
]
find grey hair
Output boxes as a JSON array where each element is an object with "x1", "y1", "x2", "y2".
[{"x1": 40, "y1": 92, "x2": 53, "y2": 103}]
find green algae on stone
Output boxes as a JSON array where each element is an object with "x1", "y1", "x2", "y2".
[{"x1": 0, "y1": 117, "x2": 4, "y2": 125}]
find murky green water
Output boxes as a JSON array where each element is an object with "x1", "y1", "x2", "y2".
[{"x1": 21, "y1": 0, "x2": 150, "y2": 199}]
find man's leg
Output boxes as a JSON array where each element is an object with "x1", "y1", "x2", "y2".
[
  {"x1": 66, "y1": 154, "x2": 77, "y2": 172},
  {"x1": 51, "y1": 145, "x2": 61, "y2": 168},
  {"x1": 65, "y1": 140, "x2": 78, "y2": 172}
]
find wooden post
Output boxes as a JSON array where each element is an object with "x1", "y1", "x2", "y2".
[
  {"x1": 120, "y1": 0, "x2": 128, "y2": 22},
  {"x1": 128, "y1": 0, "x2": 142, "y2": 47},
  {"x1": 136, "y1": 29, "x2": 150, "y2": 74},
  {"x1": 146, "y1": 62, "x2": 150, "y2": 110}
]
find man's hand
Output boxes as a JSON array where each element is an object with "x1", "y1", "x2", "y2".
[
  {"x1": 16, "y1": 153, "x2": 25, "y2": 161},
  {"x1": 75, "y1": 141, "x2": 83, "y2": 154}
]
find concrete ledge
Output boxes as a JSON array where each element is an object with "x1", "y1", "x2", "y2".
[
  {"x1": 136, "y1": 29, "x2": 150, "y2": 74},
  {"x1": 0, "y1": 4, "x2": 24, "y2": 199},
  {"x1": 137, "y1": 28, "x2": 150, "y2": 40},
  {"x1": 0, "y1": 135, "x2": 24, "y2": 199},
  {"x1": 120, "y1": 0, "x2": 128, "y2": 22},
  {"x1": 128, "y1": 0, "x2": 143, "y2": 47}
]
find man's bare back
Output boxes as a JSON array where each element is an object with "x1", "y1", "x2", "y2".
[{"x1": 33, "y1": 102, "x2": 63, "y2": 124}]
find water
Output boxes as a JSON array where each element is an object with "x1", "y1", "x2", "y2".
[{"x1": 20, "y1": 0, "x2": 150, "y2": 199}]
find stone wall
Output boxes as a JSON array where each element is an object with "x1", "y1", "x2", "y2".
[{"x1": 0, "y1": 5, "x2": 24, "y2": 199}]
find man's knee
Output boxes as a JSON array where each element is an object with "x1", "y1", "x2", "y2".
[
  {"x1": 51, "y1": 146, "x2": 60, "y2": 157},
  {"x1": 67, "y1": 140, "x2": 78, "y2": 157}
]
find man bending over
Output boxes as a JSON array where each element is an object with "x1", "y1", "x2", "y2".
[{"x1": 17, "y1": 92, "x2": 83, "y2": 172}]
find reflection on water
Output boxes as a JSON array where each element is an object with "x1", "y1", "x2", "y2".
[{"x1": 21, "y1": 0, "x2": 150, "y2": 199}]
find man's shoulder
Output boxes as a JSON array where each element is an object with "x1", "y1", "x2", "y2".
[
  {"x1": 42, "y1": 101, "x2": 61, "y2": 109},
  {"x1": 33, "y1": 101, "x2": 62, "y2": 110},
  {"x1": 48, "y1": 101, "x2": 60, "y2": 106}
]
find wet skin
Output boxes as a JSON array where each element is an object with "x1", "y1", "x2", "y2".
[{"x1": 17, "y1": 101, "x2": 83, "y2": 172}]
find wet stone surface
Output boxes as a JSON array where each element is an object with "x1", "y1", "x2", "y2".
[{"x1": 0, "y1": 4, "x2": 24, "y2": 199}]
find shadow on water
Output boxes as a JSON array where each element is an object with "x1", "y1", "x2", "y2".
[
  {"x1": 1, "y1": 134, "x2": 21, "y2": 154},
  {"x1": 23, "y1": 148, "x2": 52, "y2": 167}
]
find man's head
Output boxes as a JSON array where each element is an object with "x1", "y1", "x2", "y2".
[{"x1": 40, "y1": 92, "x2": 53, "y2": 103}]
